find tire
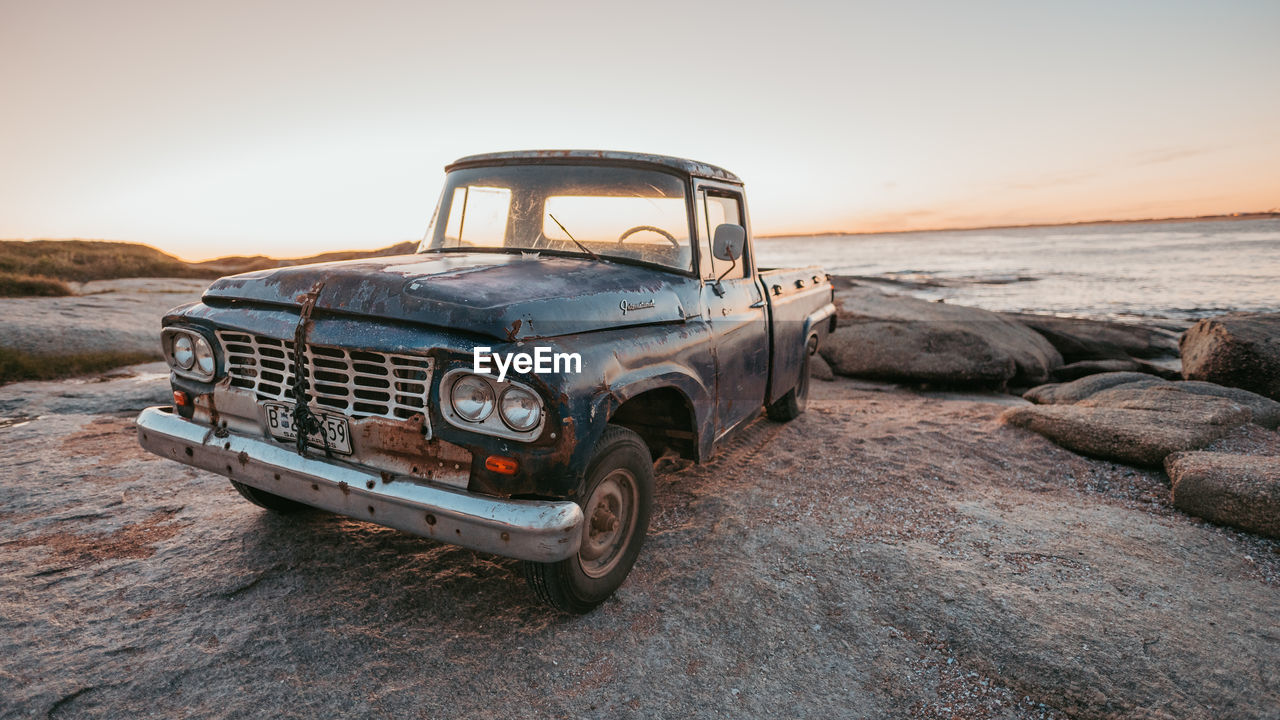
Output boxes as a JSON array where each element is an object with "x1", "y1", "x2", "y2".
[
  {"x1": 229, "y1": 479, "x2": 311, "y2": 514},
  {"x1": 766, "y1": 346, "x2": 812, "y2": 422},
  {"x1": 522, "y1": 425, "x2": 654, "y2": 613}
]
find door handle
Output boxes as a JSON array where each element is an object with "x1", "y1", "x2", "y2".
[{"x1": 750, "y1": 299, "x2": 766, "y2": 309}]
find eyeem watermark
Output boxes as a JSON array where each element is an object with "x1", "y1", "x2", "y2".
[{"x1": 473, "y1": 346, "x2": 582, "y2": 382}]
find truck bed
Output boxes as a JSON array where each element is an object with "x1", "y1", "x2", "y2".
[{"x1": 758, "y1": 266, "x2": 836, "y2": 404}]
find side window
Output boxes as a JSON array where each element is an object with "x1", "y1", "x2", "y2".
[
  {"x1": 443, "y1": 186, "x2": 512, "y2": 247},
  {"x1": 697, "y1": 189, "x2": 747, "y2": 280}
]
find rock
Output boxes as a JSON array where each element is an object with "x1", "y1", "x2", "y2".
[
  {"x1": 1050, "y1": 358, "x2": 1180, "y2": 382},
  {"x1": 0, "y1": 278, "x2": 206, "y2": 356},
  {"x1": 823, "y1": 322, "x2": 1014, "y2": 386},
  {"x1": 1180, "y1": 313, "x2": 1280, "y2": 400},
  {"x1": 1023, "y1": 372, "x2": 1163, "y2": 404},
  {"x1": 1001, "y1": 392, "x2": 1252, "y2": 466},
  {"x1": 829, "y1": 286, "x2": 1061, "y2": 387},
  {"x1": 0, "y1": 362, "x2": 171, "y2": 416},
  {"x1": 1024, "y1": 373, "x2": 1280, "y2": 430},
  {"x1": 1005, "y1": 312, "x2": 1181, "y2": 361},
  {"x1": 1076, "y1": 384, "x2": 1217, "y2": 411},
  {"x1": 1174, "y1": 381, "x2": 1280, "y2": 429},
  {"x1": 1165, "y1": 452, "x2": 1280, "y2": 539},
  {"x1": 1052, "y1": 359, "x2": 1144, "y2": 380},
  {"x1": 809, "y1": 353, "x2": 834, "y2": 382}
]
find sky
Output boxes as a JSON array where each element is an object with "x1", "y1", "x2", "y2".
[{"x1": 1, "y1": 0, "x2": 1277, "y2": 261}]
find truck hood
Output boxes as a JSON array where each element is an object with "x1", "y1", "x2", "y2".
[{"x1": 202, "y1": 252, "x2": 692, "y2": 341}]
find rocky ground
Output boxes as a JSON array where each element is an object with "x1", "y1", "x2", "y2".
[
  {"x1": 0, "y1": 278, "x2": 209, "y2": 356},
  {"x1": 2, "y1": 367, "x2": 1277, "y2": 719}
]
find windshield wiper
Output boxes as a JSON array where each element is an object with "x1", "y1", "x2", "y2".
[{"x1": 547, "y1": 214, "x2": 603, "y2": 262}]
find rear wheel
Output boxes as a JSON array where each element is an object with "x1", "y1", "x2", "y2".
[
  {"x1": 522, "y1": 425, "x2": 654, "y2": 613},
  {"x1": 766, "y1": 341, "x2": 813, "y2": 421},
  {"x1": 229, "y1": 479, "x2": 310, "y2": 514}
]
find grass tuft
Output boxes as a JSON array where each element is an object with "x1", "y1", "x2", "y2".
[
  {"x1": 0, "y1": 272, "x2": 74, "y2": 297},
  {"x1": 0, "y1": 347, "x2": 161, "y2": 385}
]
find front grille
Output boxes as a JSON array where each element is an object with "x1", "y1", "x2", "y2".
[{"x1": 216, "y1": 330, "x2": 434, "y2": 421}]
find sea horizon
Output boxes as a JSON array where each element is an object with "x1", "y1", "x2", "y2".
[{"x1": 758, "y1": 217, "x2": 1280, "y2": 324}]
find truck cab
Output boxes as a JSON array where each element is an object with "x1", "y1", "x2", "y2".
[{"x1": 137, "y1": 150, "x2": 834, "y2": 612}]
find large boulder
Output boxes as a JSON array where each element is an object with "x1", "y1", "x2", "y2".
[
  {"x1": 828, "y1": 287, "x2": 1061, "y2": 387},
  {"x1": 1005, "y1": 312, "x2": 1180, "y2": 361},
  {"x1": 823, "y1": 322, "x2": 1015, "y2": 386},
  {"x1": 1001, "y1": 391, "x2": 1252, "y2": 466},
  {"x1": 1180, "y1": 313, "x2": 1280, "y2": 400},
  {"x1": 1165, "y1": 452, "x2": 1280, "y2": 539}
]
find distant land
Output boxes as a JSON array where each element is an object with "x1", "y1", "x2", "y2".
[
  {"x1": 758, "y1": 210, "x2": 1280, "y2": 239},
  {"x1": 0, "y1": 239, "x2": 416, "y2": 297}
]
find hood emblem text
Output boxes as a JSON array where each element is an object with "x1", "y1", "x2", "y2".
[{"x1": 620, "y1": 299, "x2": 655, "y2": 315}]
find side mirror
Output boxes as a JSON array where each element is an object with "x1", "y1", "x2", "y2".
[{"x1": 712, "y1": 223, "x2": 745, "y2": 262}]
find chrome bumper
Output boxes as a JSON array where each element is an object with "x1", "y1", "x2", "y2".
[{"x1": 135, "y1": 406, "x2": 583, "y2": 562}]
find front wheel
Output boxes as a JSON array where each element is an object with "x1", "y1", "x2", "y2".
[{"x1": 522, "y1": 425, "x2": 654, "y2": 613}]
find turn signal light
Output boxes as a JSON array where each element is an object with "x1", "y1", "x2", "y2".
[
  {"x1": 485, "y1": 456, "x2": 519, "y2": 475},
  {"x1": 173, "y1": 390, "x2": 189, "y2": 407}
]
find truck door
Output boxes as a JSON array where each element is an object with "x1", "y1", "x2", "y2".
[{"x1": 695, "y1": 183, "x2": 769, "y2": 438}]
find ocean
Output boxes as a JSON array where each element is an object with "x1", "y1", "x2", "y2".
[{"x1": 755, "y1": 218, "x2": 1280, "y2": 324}]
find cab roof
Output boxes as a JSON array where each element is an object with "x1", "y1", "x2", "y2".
[{"x1": 446, "y1": 150, "x2": 742, "y2": 184}]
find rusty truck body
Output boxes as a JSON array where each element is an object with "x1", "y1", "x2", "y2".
[{"x1": 137, "y1": 150, "x2": 835, "y2": 612}]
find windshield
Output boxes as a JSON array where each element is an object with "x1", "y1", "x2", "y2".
[{"x1": 420, "y1": 164, "x2": 693, "y2": 272}]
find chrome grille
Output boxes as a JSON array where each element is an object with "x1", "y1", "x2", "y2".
[{"x1": 216, "y1": 331, "x2": 434, "y2": 421}]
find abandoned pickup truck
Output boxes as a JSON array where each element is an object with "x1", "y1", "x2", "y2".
[{"x1": 137, "y1": 150, "x2": 834, "y2": 612}]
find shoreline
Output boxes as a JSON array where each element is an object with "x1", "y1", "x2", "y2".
[{"x1": 758, "y1": 210, "x2": 1280, "y2": 240}]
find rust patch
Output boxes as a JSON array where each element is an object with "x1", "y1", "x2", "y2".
[
  {"x1": 354, "y1": 414, "x2": 429, "y2": 457},
  {"x1": 206, "y1": 390, "x2": 224, "y2": 436},
  {"x1": 592, "y1": 380, "x2": 623, "y2": 409},
  {"x1": 380, "y1": 470, "x2": 393, "y2": 485},
  {"x1": 549, "y1": 417, "x2": 577, "y2": 466},
  {"x1": 7, "y1": 509, "x2": 185, "y2": 568},
  {"x1": 337, "y1": 481, "x2": 350, "y2": 495},
  {"x1": 236, "y1": 450, "x2": 250, "y2": 467},
  {"x1": 506, "y1": 318, "x2": 523, "y2": 342}
]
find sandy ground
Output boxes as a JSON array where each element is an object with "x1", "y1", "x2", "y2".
[
  {"x1": 0, "y1": 279, "x2": 209, "y2": 355},
  {"x1": 1, "y1": 366, "x2": 1277, "y2": 719}
]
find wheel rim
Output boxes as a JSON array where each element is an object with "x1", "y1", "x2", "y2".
[{"x1": 578, "y1": 467, "x2": 638, "y2": 578}]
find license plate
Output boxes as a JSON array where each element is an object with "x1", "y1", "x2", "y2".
[{"x1": 264, "y1": 402, "x2": 352, "y2": 455}]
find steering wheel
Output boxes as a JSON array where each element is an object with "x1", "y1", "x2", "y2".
[{"x1": 617, "y1": 225, "x2": 679, "y2": 248}]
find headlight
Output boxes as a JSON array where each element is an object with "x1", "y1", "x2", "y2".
[
  {"x1": 451, "y1": 375, "x2": 495, "y2": 422},
  {"x1": 193, "y1": 335, "x2": 215, "y2": 376},
  {"x1": 172, "y1": 334, "x2": 195, "y2": 370},
  {"x1": 164, "y1": 328, "x2": 217, "y2": 381},
  {"x1": 499, "y1": 386, "x2": 541, "y2": 431},
  {"x1": 441, "y1": 368, "x2": 545, "y2": 440}
]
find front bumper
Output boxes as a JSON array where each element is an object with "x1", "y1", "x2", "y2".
[{"x1": 135, "y1": 406, "x2": 583, "y2": 562}]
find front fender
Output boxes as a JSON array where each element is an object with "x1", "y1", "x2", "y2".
[{"x1": 587, "y1": 363, "x2": 714, "y2": 460}]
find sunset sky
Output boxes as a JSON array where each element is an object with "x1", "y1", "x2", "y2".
[{"x1": 2, "y1": 0, "x2": 1277, "y2": 260}]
